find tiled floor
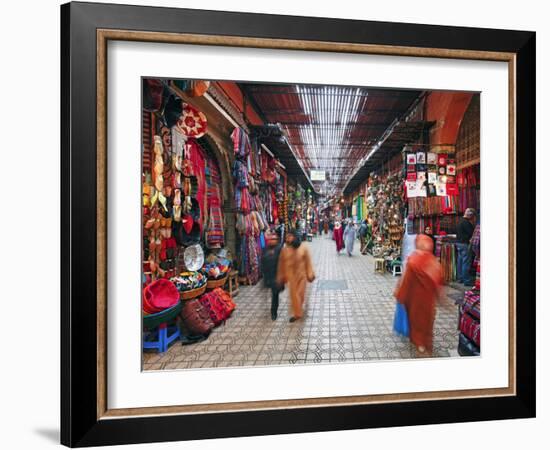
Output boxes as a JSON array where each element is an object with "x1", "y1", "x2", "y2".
[{"x1": 143, "y1": 234, "x2": 461, "y2": 371}]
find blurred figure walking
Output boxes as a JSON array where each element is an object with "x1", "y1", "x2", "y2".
[
  {"x1": 333, "y1": 221, "x2": 344, "y2": 253},
  {"x1": 277, "y1": 230, "x2": 315, "y2": 322},
  {"x1": 343, "y1": 220, "x2": 357, "y2": 257},
  {"x1": 394, "y1": 235, "x2": 443, "y2": 356},
  {"x1": 261, "y1": 232, "x2": 284, "y2": 321},
  {"x1": 328, "y1": 219, "x2": 334, "y2": 239}
]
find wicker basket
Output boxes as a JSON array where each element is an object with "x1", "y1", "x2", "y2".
[
  {"x1": 179, "y1": 284, "x2": 206, "y2": 300},
  {"x1": 143, "y1": 302, "x2": 183, "y2": 330},
  {"x1": 206, "y1": 275, "x2": 228, "y2": 290}
]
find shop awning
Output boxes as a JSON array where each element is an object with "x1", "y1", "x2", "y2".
[{"x1": 250, "y1": 124, "x2": 315, "y2": 192}]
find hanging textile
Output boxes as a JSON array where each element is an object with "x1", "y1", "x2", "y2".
[
  {"x1": 439, "y1": 240, "x2": 457, "y2": 283},
  {"x1": 457, "y1": 165, "x2": 480, "y2": 213},
  {"x1": 232, "y1": 127, "x2": 264, "y2": 284},
  {"x1": 205, "y1": 156, "x2": 225, "y2": 248},
  {"x1": 231, "y1": 127, "x2": 251, "y2": 159},
  {"x1": 186, "y1": 139, "x2": 207, "y2": 234}
]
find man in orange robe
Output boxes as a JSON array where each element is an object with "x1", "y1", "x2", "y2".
[
  {"x1": 394, "y1": 235, "x2": 443, "y2": 355},
  {"x1": 277, "y1": 230, "x2": 316, "y2": 322}
]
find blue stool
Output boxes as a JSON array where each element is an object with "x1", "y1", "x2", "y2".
[
  {"x1": 143, "y1": 302, "x2": 183, "y2": 353},
  {"x1": 143, "y1": 322, "x2": 181, "y2": 353}
]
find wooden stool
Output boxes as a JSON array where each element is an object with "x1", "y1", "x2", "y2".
[
  {"x1": 374, "y1": 258, "x2": 385, "y2": 274},
  {"x1": 228, "y1": 270, "x2": 239, "y2": 297}
]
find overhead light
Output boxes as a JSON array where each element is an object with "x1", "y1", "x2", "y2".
[{"x1": 295, "y1": 85, "x2": 366, "y2": 192}]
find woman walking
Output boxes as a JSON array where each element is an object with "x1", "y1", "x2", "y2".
[
  {"x1": 394, "y1": 235, "x2": 443, "y2": 356},
  {"x1": 277, "y1": 230, "x2": 316, "y2": 322},
  {"x1": 333, "y1": 221, "x2": 344, "y2": 253},
  {"x1": 343, "y1": 220, "x2": 357, "y2": 257}
]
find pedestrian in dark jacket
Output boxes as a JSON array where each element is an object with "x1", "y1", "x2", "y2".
[
  {"x1": 456, "y1": 208, "x2": 476, "y2": 286},
  {"x1": 261, "y1": 232, "x2": 284, "y2": 320}
]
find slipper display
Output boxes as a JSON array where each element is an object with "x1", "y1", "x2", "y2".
[{"x1": 172, "y1": 189, "x2": 182, "y2": 222}]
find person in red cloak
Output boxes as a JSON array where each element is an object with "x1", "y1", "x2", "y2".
[
  {"x1": 394, "y1": 234, "x2": 443, "y2": 355},
  {"x1": 333, "y1": 221, "x2": 344, "y2": 253}
]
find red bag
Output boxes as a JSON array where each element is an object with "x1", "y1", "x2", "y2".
[
  {"x1": 180, "y1": 299, "x2": 214, "y2": 336},
  {"x1": 199, "y1": 292, "x2": 228, "y2": 326},
  {"x1": 212, "y1": 288, "x2": 236, "y2": 316},
  {"x1": 462, "y1": 291, "x2": 480, "y2": 320},
  {"x1": 459, "y1": 313, "x2": 480, "y2": 347}
]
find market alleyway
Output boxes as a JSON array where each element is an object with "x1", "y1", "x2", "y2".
[{"x1": 143, "y1": 235, "x2": 461, "y2": 370}]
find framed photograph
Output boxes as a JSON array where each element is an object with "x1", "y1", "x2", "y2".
[{"x1": 61, "y1": 1, "x2": 535, "y2": 447}]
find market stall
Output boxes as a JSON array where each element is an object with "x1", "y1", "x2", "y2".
[{"x1": 141, "y1": 78, "x2": 238, "y2": 352}]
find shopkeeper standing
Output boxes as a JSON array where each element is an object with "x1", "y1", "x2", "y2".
[
  {"x1": 424, "y1": 225, "x2": 436, "y2": 255},
  {"x1": 456, "y1": 208, "x2": 476, "y2": 287}
]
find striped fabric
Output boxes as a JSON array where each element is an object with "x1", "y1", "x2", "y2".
[{"x1": 205, "y1": 156, "x2": 225, "y2": 248}]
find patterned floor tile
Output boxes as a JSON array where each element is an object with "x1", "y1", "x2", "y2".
[{"x1": 143, "y1": 235, "x2": 462, "y2": 370}]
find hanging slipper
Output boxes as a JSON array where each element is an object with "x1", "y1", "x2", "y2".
[
  {"x1": 149, "y1": 186, "x2": 158, "y2": 207},
  {"x1": 154, "y1": 174, "x2": 164, "y2": 193},
  {"x1": 162, "y1": 218, "x2": 173, "y2": 239},
  {"x1": 182, "y1": 214, "x2": 194, "y2": 234},
  {"x1": 149, "y1": 237, "x2": 157, "y2": 255},
  {"x1": 158, "y1": 190, "x2": 168, "y2": 212},
  {"x1": 153, "y1": 217, "x2": 161, "y2": 230},
  {"x1": 182, "y1": 159, "x2": 192, "y2": 177},
  {"x1": 142, "y1": 183, "x2": 151, "y2": 207},
  {"x1": 145, "y1": 217, "x2": 156, "y2": 230},
  {"x1": 149, "y1": 258, "x2": 157, "y2": 274},
  {"x1": 173, "y1": 205, "x2": 182, "y2": 222},
  {"x1": 154, "y1": 232, "x2": 162, "y2": 261},
  {"x1": 184, "y1": 196, "x2": 192, "y2": 213},
  {"x1": 174, "y1": 154, "x2": 182, "y2": 173},
  {"x1": 173, "y1": 189, "x2": 181, "y2": 206}
]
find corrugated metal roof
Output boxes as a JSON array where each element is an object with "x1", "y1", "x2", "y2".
[{"x1": 239, "y1": 83, "x2": 422, "y2": 196}]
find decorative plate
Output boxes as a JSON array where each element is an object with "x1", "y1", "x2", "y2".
[{"x1": 184, "y1": 243, "x2": 204, "y2": 271}]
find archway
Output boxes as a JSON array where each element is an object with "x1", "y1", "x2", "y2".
[
  {"x1": 425, "y1": 91, "x2": 474, "y2": 149},
  {"x1": 198, "y1": 134, "x2": 237, "y2": 259}
]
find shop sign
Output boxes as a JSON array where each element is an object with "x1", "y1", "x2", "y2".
[{"x1": 310, "y1": 170, "x2": 326, "y2": 181}]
